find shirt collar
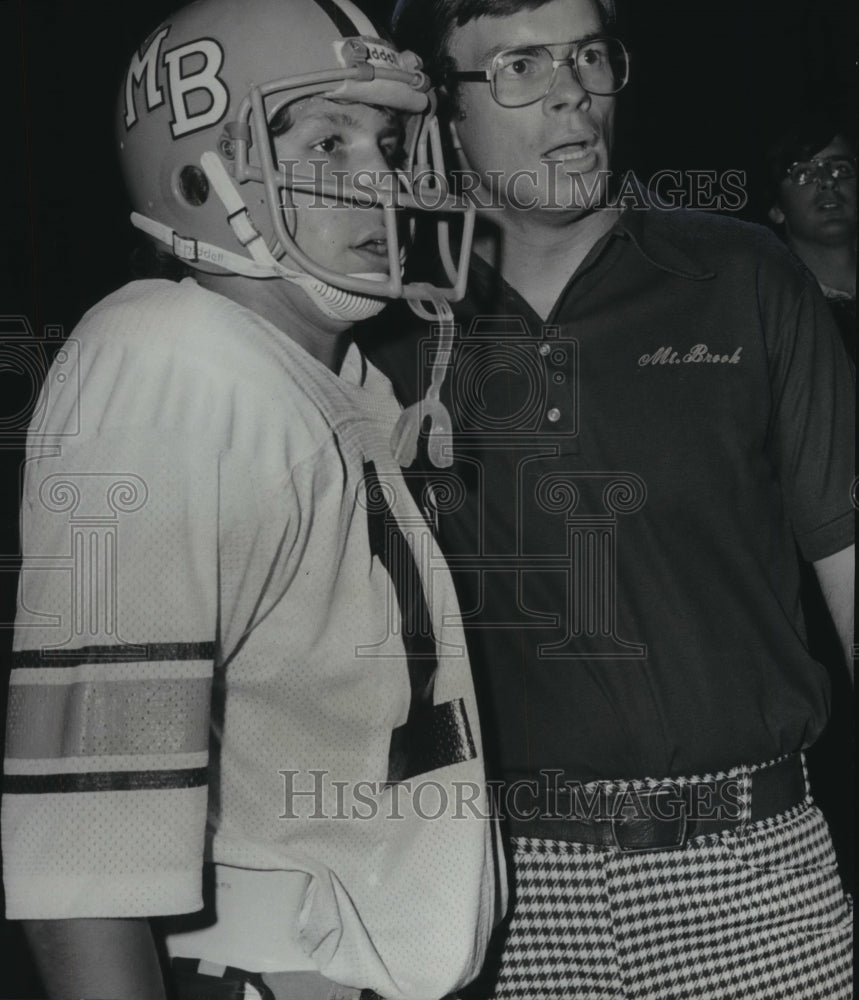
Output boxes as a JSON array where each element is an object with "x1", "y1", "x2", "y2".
[
  {"x1": 612, "y1": 200, "x2": 716, "y2": 281},
  {"x1": 462, "y1": 176, "x2": 716, "y2": 315},
  {"x1": 819, "y1": 280, "x2": 855, "y2": 301}
]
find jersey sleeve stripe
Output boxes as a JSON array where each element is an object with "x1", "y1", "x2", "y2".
[
  {"x1": 5, "y1": 677, "x2": 212, "y2": 759},
  {"x1": 9, "y1": 660, "x2": 213, "y2": 686},
  {"x1": 4, "y1": 751, "x2": 208, "y2": 776},
  {"x1": 3, "y1": 768, "x2": 209, "y2": 794},
  {"x1": 10, "y1": 642, "x2": 216, "y2": 670}
]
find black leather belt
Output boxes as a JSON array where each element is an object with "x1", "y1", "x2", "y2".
[{"x1": 506, "y1": 754, "x2": 807, "y2": 852}]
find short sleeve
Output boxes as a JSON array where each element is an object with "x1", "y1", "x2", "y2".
[
  {"x1": 3, "y1": 293, "x2": 224, "y2": 919},
  {"x1": 764, "y1": 270, "x2": 855, "y2": 562}
]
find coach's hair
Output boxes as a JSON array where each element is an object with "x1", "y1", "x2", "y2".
[{"x1": 392, "y1": 0, "x2": 617, "y2": 90}]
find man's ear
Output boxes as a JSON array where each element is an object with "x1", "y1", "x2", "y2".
[
  {"x1": 768, "y1": 204, "x2": 785, "y2": 226},
  {"x1": 448, "y1": 116, "x2": 464, "y2": 152},
  {"x1": 447, "y1": 117, "x2": 473, "y2": 172}
]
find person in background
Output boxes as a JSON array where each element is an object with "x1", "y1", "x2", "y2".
[
  {"x1": 767, "y1": 120, "x2": 857, "y2": 362},
  {"x1": 765, "y1": 116, "x2": 856, "y2": 896}
]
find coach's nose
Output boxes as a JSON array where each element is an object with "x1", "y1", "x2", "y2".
[{"x1": 543, "y1": 61, "x2": 591, "y2": 113}]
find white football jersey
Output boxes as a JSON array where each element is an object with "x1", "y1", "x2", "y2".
[{"x1": 2, "y1": 279, "x2": 505, "y2": 999}]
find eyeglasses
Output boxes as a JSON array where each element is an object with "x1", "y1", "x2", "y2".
[
  {"x1": 784, "y1": 155, "x2": 856, "y2": 186},
  {"x1": 450, "y1": 37, "x2": 630, "y2": 108}
]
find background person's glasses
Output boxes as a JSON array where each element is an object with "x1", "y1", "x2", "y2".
[
  {"x1": 784, "y1": 156, "x2": 856, "y2": 186},
  {"x1": 450, "y1": 37, "x2": 630, "y2": 108}
]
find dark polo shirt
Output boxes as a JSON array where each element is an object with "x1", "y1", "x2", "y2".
[{"x1": 361, "y1": 205, "x2": 855, "y2": 786}]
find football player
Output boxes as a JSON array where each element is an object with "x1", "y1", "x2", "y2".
[{"x1": 2, "y1": 0, "x2": 503, "y2": 997}]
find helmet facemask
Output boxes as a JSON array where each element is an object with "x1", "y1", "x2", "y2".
[
  {"x1": 222, "y1": 46, "x2": 473, "y2": 312},
  {"x1": 130, "y1": 34, "x2": 473, "y2": 321},
  {"x1": 120, "y1": 0, "x2": 467, "y2": 465}
]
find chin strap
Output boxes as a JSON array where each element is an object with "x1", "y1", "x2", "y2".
[
  {"x1": 131, "y1": 154, "x2": 456, "y2": 458},
  {"x1": 131, "y1": 152, "x2": 387, "y2": 323},
  {"x1": 393, "y1": 290, "x2": 455, "y2": 469},
  {"x1": 197, "y1": 154, "x2": 458, "y2": 464},
  {"x1": 131, "y1": 210, "x2": 280, "y2": 278}
]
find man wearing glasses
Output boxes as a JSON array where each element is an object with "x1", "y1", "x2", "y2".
[
  {"x1": 364, "y1": 0, "x2": 855, "y2": 997},
  {"x1": 767, "y1": 124, "x2": 856, "y2": 362}
]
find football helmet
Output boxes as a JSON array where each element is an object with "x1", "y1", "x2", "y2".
[{"x1": 116, "y1": 0, "x2": 474, "y2": 320}]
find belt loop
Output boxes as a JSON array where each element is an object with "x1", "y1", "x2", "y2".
[
  {"x1": 196, "y1": 960, "x2": 229, "y2": 976},
  {"x1": 733, "y1": 764, "x2": 753, "y2": 834},
  {"x1": 799, "y1": 751, "x2": 810, "y2": 797}
]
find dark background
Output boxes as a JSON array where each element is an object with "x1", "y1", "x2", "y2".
[{"x1": 1, "y1": 0, "x2": 855, "y2": 992}]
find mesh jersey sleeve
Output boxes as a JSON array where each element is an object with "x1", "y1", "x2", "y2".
[
  {"x1": 763, "y1": 261, "x2": 855, "y2": 562},
  {"x1": 2, "y1": 292, "x2": 234, "y2": 919}
]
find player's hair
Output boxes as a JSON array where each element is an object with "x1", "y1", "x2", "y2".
[
  {"x1": 268, "y1": 99, "x2": 403, "y2": 138},
  {"x1": 129, "y1": 237, "x2": 196, "y2": 281},
  {"x1": 392, "y1": 0, "x2": 617, "y2": 96}
]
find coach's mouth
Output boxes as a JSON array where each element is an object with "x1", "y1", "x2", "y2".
[{"x1": 542, "y1": 134, "x2": 599, "y2": 170}]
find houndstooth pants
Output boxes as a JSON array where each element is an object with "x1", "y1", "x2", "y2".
[{"x1": 474, "y1": 799, "x2": 853, "y2": 1000}]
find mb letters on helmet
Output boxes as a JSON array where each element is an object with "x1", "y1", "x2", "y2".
[{"x1": 122, "y1": 26, "x2": 230, "y2": 139}]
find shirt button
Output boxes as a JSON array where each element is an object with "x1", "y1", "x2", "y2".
[
  {"x1": 547, "y1": 407, "x2": 561, "y2": 423},
  {"x1": 538, "y1": 343, "x2": 551, "y2": 356}
]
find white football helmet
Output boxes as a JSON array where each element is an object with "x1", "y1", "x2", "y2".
[{"x1": 116, "y1": 0, "x2": 474, "y2": 320}]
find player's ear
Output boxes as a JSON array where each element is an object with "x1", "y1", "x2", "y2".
[{"x1": 768, "y1": 204, "x2": 785, "y2": 226}]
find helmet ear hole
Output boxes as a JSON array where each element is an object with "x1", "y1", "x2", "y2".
[{"x1": 178, "y1": 165, "x2": 210, "y2": 206}]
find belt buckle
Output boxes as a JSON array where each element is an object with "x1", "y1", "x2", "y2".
[{"x1": 610, "y1": 787, "x2": 688, "y2": 853}]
